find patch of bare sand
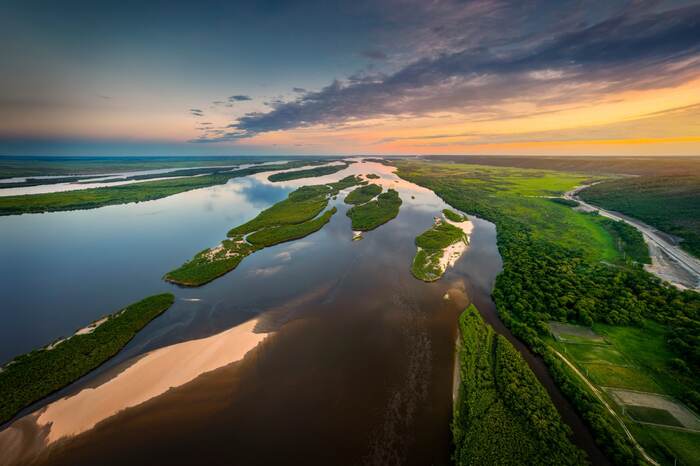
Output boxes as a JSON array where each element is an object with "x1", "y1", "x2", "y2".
[{"x1": 31, "y1": 319, "x2": 267, "y2": 444}]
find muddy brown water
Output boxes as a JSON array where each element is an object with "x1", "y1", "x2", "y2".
[{"x1": 0, "y1": 161, "x2": 607, "y2": 465}]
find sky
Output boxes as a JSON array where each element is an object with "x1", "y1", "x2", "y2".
[{"x1": 1, "y1": 0, "x2": 699, "y2": 156}]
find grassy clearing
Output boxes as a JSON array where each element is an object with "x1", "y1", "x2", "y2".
[
  {"x1": 395, "y1": 160, "x2": 700, "y2": 464},
  {"x1": 555, "y1": 320, "x2": 700, "y2": 464},
  {"x1": 580, "y1": 175, "x2": 700, "y2": 258},
  {"x1": 346, "y1": 188, "x2": 402, "y2": 231},
  {"x1": 630, "y1": 423, "x2": 700, "y2": 466},
  {"x1": 344, "y1": 183, "x2": 382, "y2": 205},
  {"x1": 453, "y1": 305, "x2": 586, "y2": 465},
  {"x1": 267, "y1": 163, "x2": 349, "y2": 182},
  {"x1": 0, "y1": 160, "x2": 331, "y2": 216},
  {"x1": 0, "y1": 293, "x2": 175, "y2": 424},
  {"x1": 166, "y1": 176, "x2": 361, "y2": 286}
]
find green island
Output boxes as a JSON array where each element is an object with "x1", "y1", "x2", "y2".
[
  {"x1": 165, "y1": 176, "x2": 361, "y2": 286},
  {"x1": 0, "y1": 293, "x2": 175, "y2": 425},
  {"x1": 267, "y1": 163, "x2": 349, "y2": 182},
  {"x1": 453, "y1": 305, "x2": 586, "y2": 465},
  {"x1": 412, "y1": 216, "x2": 467, "y2": 282},
  {"x1": 344, "y1": 183, "x2": 381, "y2": 205},
  {"x1": 395, "y1": 160, "x2": 699, "y2": 465},
  {"x1": 442, "y1": 208, "x2": 466, "y2": 222},
  {"x1": 580, "y1": 175, "x2": 700, "y2": 258},
  {"x1": 346, "y1": 187, "x2": 402, "y2": 231},
  {"x1": 365, "y1": 173, "x2": 380, "y2": 179},
  {"x1": 0, "y1": 160, "x2": 331, "y2": 216}
]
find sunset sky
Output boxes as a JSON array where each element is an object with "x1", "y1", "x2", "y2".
[{"x1": 1, "y1": 0, "x2": 699, "y2": 156}]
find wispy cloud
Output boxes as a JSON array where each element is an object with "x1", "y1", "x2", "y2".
[
  {"x1": 224, "y1": 4, "x2": 700, "y2": 139},
  {"x1": 228, "y1": 95, "x2": 252, "y2": 102},
  {"x1": 189, "y1": 108, "x2": 204, "y2": 117}
]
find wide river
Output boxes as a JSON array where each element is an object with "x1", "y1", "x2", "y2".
[{"x1": 0, "y1": 160, "x2": 606, "y2": 465}]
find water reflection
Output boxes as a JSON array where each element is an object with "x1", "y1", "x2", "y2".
[{"x1": 0, "y1": 160, "x2": 501, "y2": 466}]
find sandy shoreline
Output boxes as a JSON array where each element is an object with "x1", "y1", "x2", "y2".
[{"x1": 0, "y1": 318, "x2": 268, "y2": 463}]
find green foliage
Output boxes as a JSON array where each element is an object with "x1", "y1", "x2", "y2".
[
  {"x1": 247, "y1": 207, "x2": 337, "y2": 247},
  {"x1": 0, "y1": 160, "x2": 334, "y2": 216},
  {"x1": 453, "y1": 305, "x2": 586, "y2": 465},
  {"x1": 346, "y1": 189, "x2": 402, "y2": 231},
  {"x1": 415, "y1": 221, "x2": 464, "y2": 249},
  {"x1": 443, "y1": 208, "x2": 466, "y2": 222},
  {"x1": 580, "y1": 175, "x2": 700, "y2": 258},
  {"x1": 551, "y1": 198, "x2": 580, "y2": 208},
  {"x1": 167, "y1": 177, "x2": 362, "y2": 286},
  {"x1": 267, "y1": 163, "x2": 349, "y2": 182},
  {"x1": 0, "y1": 293, "x2": 175, "y2": 424},
  {"x1": 595, "y1": 217, "x2": 651, "y2": 264},
  {"x1": 344, "y1": 183, "x2": 382, "y2": 205},
  {"x1": 396, "y1": 160, "x2": 700, "y2": 465},
  {"x1": 365, "y1": 173, "x2": 380, "y2": 179}
]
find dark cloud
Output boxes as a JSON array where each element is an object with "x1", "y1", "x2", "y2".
[
  {"x1": 361, "y1": 49, "x2": 387, "y2": 60},
  {"x1": 189, "y1": 108, "x2": 204, "y2": 117},
  {"x1": 225, "y1": 4, "x2": 700, "y2": 138},
  {"x1": 228, "y1": 95, "x2": 252, "y2": 102},
  {"x1": 292, "y1": 87, "x2": 307, "y2": 93}
]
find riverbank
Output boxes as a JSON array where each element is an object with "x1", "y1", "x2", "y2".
[
  {"x1": 0, "y1": 160, "x2": 334, "y2": 216},
  {"x1": 396, "y1": 159, "x2": 700, "y2": 465},
  {"x1": 0, "y1": 293, "x2": 174, "y2": 425}
]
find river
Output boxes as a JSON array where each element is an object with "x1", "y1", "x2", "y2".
[{"x1": 0, "y1": 160, "x2": 606, "y2": 465}]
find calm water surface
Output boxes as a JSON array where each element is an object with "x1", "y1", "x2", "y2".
[{"x1": 0, "y1": 160, "x2": 605, "y2": 465}]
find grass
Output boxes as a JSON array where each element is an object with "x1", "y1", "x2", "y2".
[
  {"x1": 453, "y1": 305, "x2": 586, "y2": 465},
  {"x1": 247, "y1": 207, "x2": 337, "y2": 247},
  {"x1": 344, "y1": 183, "x2": 382, "y2": 205},
  {"x1": 267, "y1": 163, "x2": 349, "y2": 182},
  {"x1": 580, "y1": 175, "x2": 700, "y2": 258},
  {"x1": 584, "y1": 364, "x2": 662, "y2": 392},
  {"x1": 556, "y1": 320, "x2": 700, "y2": 464},
  {"x1": 0, "y1": 160, "x2": 332, "y2": 216},
  {"x1": 166, "y1": 176, "x2": 361, "y2": 286},
  {"x1": 630, "y1": 423, "x2": 700, "y2": 466},
  {"x1": 346, "y1": 188, "x2": 402, "y2": 231},
  {"x1": 442, "y1": 208, "x2": 466, "y2": 222},
  {"x1": 625, "y1": 406, "x2": 683, "y2": 427},
  {"x1": 0, "y1": 293, "x2": 175, "y2": 425},
  {"x1": 394, "y1": 159, "x2": 700, "y2": 464}
]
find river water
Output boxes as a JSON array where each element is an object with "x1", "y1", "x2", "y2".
[{"x1": 0, "y1": 160, "x2": 605, "y2": 465}]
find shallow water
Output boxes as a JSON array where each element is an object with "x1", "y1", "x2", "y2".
[{"x1": 0, "y1": 160, "x2": 605, "y2": 465}]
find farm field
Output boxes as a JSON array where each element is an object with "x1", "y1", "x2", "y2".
[{"x1": 549, "y1": 321, "x2": 700, "y2": 465}]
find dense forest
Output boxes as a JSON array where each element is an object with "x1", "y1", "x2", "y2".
[
  {"x1": 397, "y1": 161, "x2": 699, "y2": 465},
  {"x1": 453, "y1": 305, "x2": 586, "y2": 465},
  {"x1": 580, "y1": 175, "x2": 700, "y2": 258}
]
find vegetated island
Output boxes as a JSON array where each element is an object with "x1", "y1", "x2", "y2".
[
  {"x1": 396, "y1": 160, "x2": 700, "y2": 464},
  {"x1": 267, "y1": 163, "x2": 349, "y2": 182},
  {"x1": 412, "y1": 209, "x2": 470, "y2": 282},
  {"x1": 0, "y1": 160, "x2": 332, "y2": 216},
  {"x1": 453, "y1": 305, "x2": 587, "y2": 465},
  {"x1": 0, "y1": 293, "x2": 175, "y2": 425},
  {"x1": 346, "y1": 187, "x2": 402, "y2": 231},
  {"x1": 165, "y1": 175, "x2": 362, "y2": 286},
  {"x1": 365, "y1": 173, "x2": 380, "y2": 179},
  {"x1": 579, "y1": 175, "x2": 700, "y2": 258},
  {"x1": 344, "y1": 183, "x2": 381, "y2": 205}
]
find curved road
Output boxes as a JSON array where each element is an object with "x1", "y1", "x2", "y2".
[{"x1": 566, "y1": 185, "x2": 700, "y2": 291}]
